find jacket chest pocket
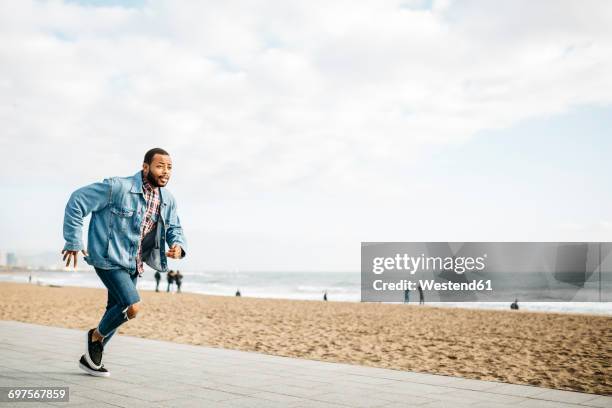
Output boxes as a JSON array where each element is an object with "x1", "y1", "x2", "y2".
[{"x1": 110, "y1": 206, "x2": 135, "y2": 232}]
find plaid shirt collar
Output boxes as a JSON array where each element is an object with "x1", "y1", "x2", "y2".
[{"x1": 142, "y1": 171, "x2": 156, "y2": 194}]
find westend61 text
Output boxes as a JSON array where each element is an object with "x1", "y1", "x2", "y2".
[{"x1": 373, "y1": 279, "x2": 493, "y2": 291}]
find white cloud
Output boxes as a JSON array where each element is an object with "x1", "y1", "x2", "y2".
[{"x1": 2, "y1": 0, "x2": 611, "y2": 190}]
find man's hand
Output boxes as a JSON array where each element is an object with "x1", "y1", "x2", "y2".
[
  {"x1": 61, "y1": 249, "x2": 88, "y2": 269},
  {"x1": 166, "y1": 244, "x2": 183, "y2": 259}
]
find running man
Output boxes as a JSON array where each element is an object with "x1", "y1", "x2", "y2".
[{"x1": 61, "y1": 147, "x2": 187, "y2": 377}]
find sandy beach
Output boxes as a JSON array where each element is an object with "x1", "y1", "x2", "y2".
[{"x1": 0, "y1": 281, "x2": 610, "y2": 395}]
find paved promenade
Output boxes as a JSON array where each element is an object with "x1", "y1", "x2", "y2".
[{"x1": 0, "y1": 321, "x2": 610, "y2": 407}]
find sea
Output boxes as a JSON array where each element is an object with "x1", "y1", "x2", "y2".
[{"x1": 1, "y1": 269, "x2": 610, "y2": 316}]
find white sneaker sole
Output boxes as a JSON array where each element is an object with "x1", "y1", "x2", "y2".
[
  {"x1": 85, "y1": 330, "x2": 102, "y2": 370},
  {"x1": 79, "y1": 361, "x2": 110, "y2": 377}
]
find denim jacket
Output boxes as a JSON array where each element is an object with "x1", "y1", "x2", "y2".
[{"x1": 63, "y1": 171, "x2": 187, "y2": 273}]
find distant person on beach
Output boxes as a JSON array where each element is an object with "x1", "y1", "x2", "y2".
[
  {"x1": 323, "y1": 290, "x2": 328, "y2": 301},
  {"x1": 404, "y1": 288, "x2": 410, "y2": 303},
  {"x1": 511, "y1": 299, "x2": 519, "y2": 310},
  {"x1": 154, "y1": 270, "x2": 161, "y2": 292},
  {"x1": 235, "y1": 289, "x2": 241, "y2": 297},
  {"x1": 418, "y1": 283, "x2": 424, "y2": 305},
  {"x1": 175, "y1": 270, "x2": 183, "y2": 293},
  {"x1": 61, "y1": 148, "x2": 187, "y2": 377},
  {"x1": 28, "y1": 273, "x2": 32, "y2": 284},
  {"x1": 167, "y1": 270, "x2": 176, "y2": 292}
]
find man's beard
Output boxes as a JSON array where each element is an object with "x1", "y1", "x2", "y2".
[{"x1": 146, "y1": 170, "x2": 163, "y2": 187}]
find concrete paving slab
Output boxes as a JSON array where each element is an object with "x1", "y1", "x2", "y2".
[{"x1": 0, "y1": 321, "x2": 608, "y2": 408}]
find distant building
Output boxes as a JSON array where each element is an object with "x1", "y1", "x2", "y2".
[
  {"x1": 6, "y1": 253, "x2": 18, "y2": 267},
  {"x1": 0, "y1": 250, "x2": 5, "y2": 266}
]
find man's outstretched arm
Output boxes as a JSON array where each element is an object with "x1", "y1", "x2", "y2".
[{"x1": 62, "y1": 178, "x2": 113, "y2": 267}]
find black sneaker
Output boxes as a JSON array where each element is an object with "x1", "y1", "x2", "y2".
[
  {"x1": 85, "y1": 328, "x2": 104, "y2": 369},
  {"x1": 79, "y1": 355, "x2": 110, "y2": 377}
]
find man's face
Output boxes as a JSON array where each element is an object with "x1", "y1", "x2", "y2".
[{"x1": 143, "y1": 154, "x2": 172, "y2": 187}]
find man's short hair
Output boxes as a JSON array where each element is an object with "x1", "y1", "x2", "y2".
[{"x1": 144, "y1": 148, "x2": 170, "y2": 164}]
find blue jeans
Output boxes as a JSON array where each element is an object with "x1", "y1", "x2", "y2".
[{"x1": 94, "y1": 267, "x2": 141, "y2": 346}]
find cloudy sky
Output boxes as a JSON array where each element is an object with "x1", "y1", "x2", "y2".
[{"x1": 1, "y1": 0, "x2": 611, "y2": 271}]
